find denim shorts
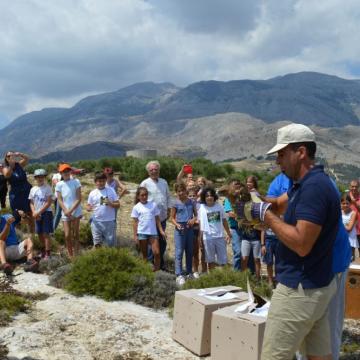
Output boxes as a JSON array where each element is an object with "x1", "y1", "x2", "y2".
[
  {"x1": 35, "y1": 211, "x2": 54, "y2": 234},
  {"x1": 137, "y1": 233, "x2": 158, "y2": 241},
  {"x1": 263, "y1": 235, "x2": 278, "y2": 265},
  {"x1": 241, "y1": 239, "x2": 261, "y2": 259}
]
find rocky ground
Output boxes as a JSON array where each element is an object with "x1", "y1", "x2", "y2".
[{"x1": 1, "y1": 270, "x2": 207, "y2": 360}]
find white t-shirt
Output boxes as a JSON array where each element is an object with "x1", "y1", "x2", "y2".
[
  {"x1": 131, "y1": 201, "x2": 160, "y2": 235},
  {"x1": 28, "y1": 185, "x2": 53, "y2": 212},
  {"x1": 199, "y1": 203, "x2": 226, "y2": 240},
  {"x1": 139, "y1": 177, "x2": 171, "y2": 222},
  {"x1": 87, "y1": 187, "x2": 118, "y2": 222},
  {"x1": 55, "y1": 178, "x2": 82, "y2": 218}
]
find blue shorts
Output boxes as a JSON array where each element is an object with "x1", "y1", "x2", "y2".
[
  {"x1": 263, "y1": 235, "x2": 278, "y2": 265},
  {"x1": 35, "y1": 211, "x2": 54, "y2": 234},
  {"x1": 137, "y1": 233, "x2": 158, "y2": 241}
]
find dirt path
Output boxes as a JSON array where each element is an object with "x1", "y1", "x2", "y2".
[{"x1": 1, "y1": 271, "x2": 206, "y2": 360}]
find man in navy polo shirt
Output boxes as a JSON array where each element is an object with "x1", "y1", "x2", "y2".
[{"x1": 260, "y1": 124, "x2": 339, "y2": 360}]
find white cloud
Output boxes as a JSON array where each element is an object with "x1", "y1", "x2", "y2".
[{"x1": 0, "y1": 0, "x2": 360, "y2": 125}]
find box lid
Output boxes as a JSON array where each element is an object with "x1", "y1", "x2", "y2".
[
  {"x1": 213, "y1": 303, "x2": 267, "y2": 324},
  {"x1": 176, "y1": 286, "x2": 248, "y2": 305}
]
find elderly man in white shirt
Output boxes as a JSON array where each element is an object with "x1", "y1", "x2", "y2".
[{"x1": 140, "y1": 160, "x2": 171, "y2": 270}]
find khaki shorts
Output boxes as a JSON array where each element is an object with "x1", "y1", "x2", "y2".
[
  {"x1": 261, "y1": 278, "x2": 336, "y2": 360},
  {"x1": 5, "y1": 241, "x2": 26, "y2": 261}
]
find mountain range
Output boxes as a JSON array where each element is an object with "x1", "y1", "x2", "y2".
[{"x1": 1, "y1": 71, "x2": 360, "y2": 167}]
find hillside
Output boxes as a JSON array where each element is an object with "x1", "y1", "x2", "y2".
[{"x1": 1, "y1": 72, "x2": 360, "y2": 166}]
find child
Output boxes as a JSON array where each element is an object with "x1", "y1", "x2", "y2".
[
  {"x1": 87, "y1": 172, "x2": 120, "y2": 248},
  {"x1": 104, "y1": 167, "x2": 127, "y2": 198},
  {"x1": 29, "y1": 169, "x2": 53, "y2": 259},
  {"x1": 0, "y1": 214, "x2": 38, "y2": 274},
  {"x1": 170, "y1": 182, "x2": 197, "y2": 285},
  {"x1": 188, "y1": 186, "x2": 205, "y2": 276},
  {"x1": 341, "y1": 193, "x2": 358, "y2": 261},
  {"x1": 241, "y1": 226, "x2": 263, "y2": 280},
  {"x1": 198, "y1": 187, "x2": 231, "y2": 271},
  {"x1": 131, "y1": 187, "x2": 166, "y2": 271},
  {"x1": 55, "y1": 163, "x2": 82, "y2": 257}
]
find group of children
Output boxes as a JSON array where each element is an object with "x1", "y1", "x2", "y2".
[{"x1": 2, "y1": 161, "x2": 358, "y2": 287}]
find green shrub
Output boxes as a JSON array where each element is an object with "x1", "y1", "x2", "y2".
[
  {"x1": 182, "y1": 267, "x2": 272, "y2": 300},
  {"x1": 38, "y1": 254, "x2": 71, "y2": 274},
  {"x1": 0, "y1": 293, "x2": 30, "y2": 326},
  {"x1": 64, "y1": 248, "x2": 154, "y2": 301},
  {"x1": 128, "y1": 271, "x2": 177, "y2": 309},
  {"x1": 49, "y1": 264, "x2": 73, "y2": 288},
  {"x1": 32, "y1": 234, "x2": 61, "y2": 253},
  {"x1": 54, "y1": 228, "x2": 65, "y2": 245},
  {"x1": 79, "y1": 222, "x2": 93, "y2": 246}
]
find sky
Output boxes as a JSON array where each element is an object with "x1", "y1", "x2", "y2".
[{"x1": 1, "y1": 0, "x2": 360, "y2": 128}]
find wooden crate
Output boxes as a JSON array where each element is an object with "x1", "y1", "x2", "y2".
[{"x1": 345, "y1": 266, "x2": 360, "y2": 319}]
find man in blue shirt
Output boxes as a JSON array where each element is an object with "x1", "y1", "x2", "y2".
[
  {"x1": 260, "y1": 124, "x2": 340, "y2": 360},
  {"x1": 0, "y1": 214, "x2": 38, "y2": 275},
  {"x1": 265, "y1": 172, "x2": 351, "y2": 360}
]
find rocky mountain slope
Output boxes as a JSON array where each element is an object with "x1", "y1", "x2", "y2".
[{"x1": 1, "y1": 72, "x2": 360, "y2": 165}]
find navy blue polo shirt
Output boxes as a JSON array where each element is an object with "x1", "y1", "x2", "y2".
[{"x1": 276, "y1": 165, "x2": 339, "y2": 289}]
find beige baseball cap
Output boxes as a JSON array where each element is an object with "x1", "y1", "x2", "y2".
[{"x1": 267, "y1": 123, "x2": 316, "y2": 154}]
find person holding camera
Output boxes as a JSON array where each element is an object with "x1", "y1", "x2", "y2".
[{"x1": 87, "y1": 172, "x2": 119, "y2": 248}]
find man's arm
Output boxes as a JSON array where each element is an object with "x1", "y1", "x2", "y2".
[
  {"x1": 264, "y1": 211, "x2": 321, "y2": 257},
  {"x1": 263, "y1": 192, "x2": 288, "y2": 216}
]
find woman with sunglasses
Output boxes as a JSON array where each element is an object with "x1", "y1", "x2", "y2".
[{"x1": 2, "y1": 151, "x2": 34, "y2": 231}]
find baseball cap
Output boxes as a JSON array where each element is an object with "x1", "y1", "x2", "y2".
[
  {"x1": 34, "y1": 168, "x2": 47, "y2": 177},
  {"x1": 58, "y1": 163, "x2": 72, "y2": 172},
  {"x1": 267, "y1": 123, "x2": 316, "y2": 155}
]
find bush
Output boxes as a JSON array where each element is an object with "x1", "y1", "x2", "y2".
[
  {"x1": 64, "y1": 248, "x2": 154, "y2": 301},
  {"x1": 0, "y1": 293, "x2": 30, "y2": 326},
  {"x1": 128, "y1": 270, "x2": 177, "y2": 309},
  {"x1": 79, "y1": 222, "x2": 93, "y2": 246},
  {"x1": 182, "y1": 267, "x2": 272, "y2": 300},
  {"x1": 38, "y1": 254, "x2": 71, "y2": 274},
  {"x1": 32, "y1": 234, "x2": 61, "y2": 253},
  {"x1": 48, "y1": 264, "x2": 73, "y2": 289}
]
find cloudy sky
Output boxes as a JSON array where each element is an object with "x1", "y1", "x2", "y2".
[{"x1": 1, "y1": 0, "x2": 360, "y2": 127}]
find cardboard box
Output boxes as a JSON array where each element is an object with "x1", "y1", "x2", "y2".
[
  {"x1": 211, "y1": 303, "x2": 267, "y2": 360},
  {"x1": 172, "y1": 286, "x2": 248, "y2": 356},
  {"x1": 345, "y1": 265, "x2": 360, "y2": 319}
]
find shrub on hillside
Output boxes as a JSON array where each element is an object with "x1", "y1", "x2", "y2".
[
  {"x1": 183, "y1": 267, "x2": 272, "y2": 300},
  {"x1": 64, "y1": 248, "x2": 154, "y2": 301},
  {"x1": 48, "y1": 264, "x2": 73, "y2": 289},
  {"x1": 128, "y1": 270, "x2": 177, "y2": 309},
  {"x1": 0, "y1": 293, "x2": 30, "y2": 326}
]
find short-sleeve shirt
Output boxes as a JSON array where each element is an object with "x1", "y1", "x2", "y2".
[
  {"x1": 29, "y1": 185, "x2": 53, "y2": 212},
  {"x1": 0, "y1": 215, "x2": 18, "y2": 247},
  {"x1": 199, "y1": 203, "x2": 226, "y2": 240},
  {"x1": 131, "y1": 200, "x2": 160, "y2": 235},
  {"x1": 267, "y1": 173, "x2": 292, "y2": 198},
  {"x1": 277, "y1": 165, "x2": 340, "y2": 289},
  {"x1": 87, "y1": 187, "x2": 118, "y2": 222},
  {"x1": 139, "y1": 178, "x2": 171, "y2": 222},
  {"x1": 55, "y1": 178, "x2": 82, "y2": 218},
  {"x1": 172, "y1": 198, "x2": 195, "y2": 222}
]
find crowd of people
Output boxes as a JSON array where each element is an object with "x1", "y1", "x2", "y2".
[{"x1": 0, "y1": 124, "x2": 360, "y2": 359}]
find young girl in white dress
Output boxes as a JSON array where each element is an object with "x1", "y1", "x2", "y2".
[{"x1": 341, "y1": 193, "x2": 358, "y2": 261}]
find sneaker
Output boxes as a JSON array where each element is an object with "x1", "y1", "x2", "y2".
[
  {"x1": 1, "y1": 262, "x2": 14, "y2": 276},
  {"x1": 193, "y1": 272, "x2": 200, "y2": 279},
  {"x1": 24, "y1": 259, "x2": 39, "y2": 273},
  {"x1": 176, "y1": 275, "x2": 186, "y2": 287}
]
